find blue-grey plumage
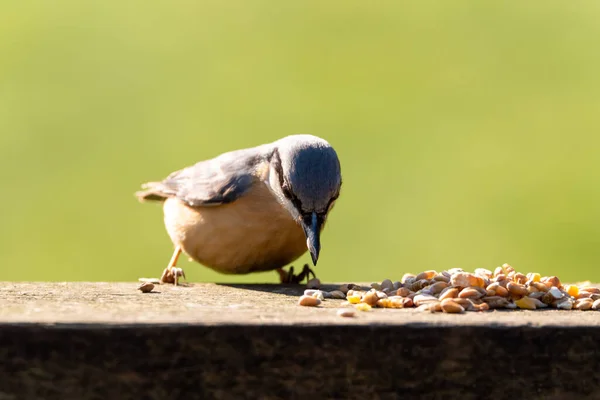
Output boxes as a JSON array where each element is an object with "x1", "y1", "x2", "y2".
[{"x1": 136, "y1": 134, "x2": 342, "y2": 284}]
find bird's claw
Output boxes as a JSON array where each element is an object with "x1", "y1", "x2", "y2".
[
  {"x1": 160, "y1": 266, "x2": 186, "y2": 285},
  {"x1": 277, "y1": 264, "x2": 316, "y2": 284}
]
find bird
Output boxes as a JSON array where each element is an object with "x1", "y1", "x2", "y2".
[{"x1": 135, "y1": 134, "x2": 342, "y2": 285}]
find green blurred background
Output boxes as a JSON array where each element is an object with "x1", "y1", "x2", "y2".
[{"x1": 1, "y1": 1, "x2": 599, "y2": 283}]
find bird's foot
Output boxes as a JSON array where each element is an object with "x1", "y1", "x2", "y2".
[
  {"x1": 277, "y1": 264, "x2": 316, "y2": 284},
  {"x1": 160, "y1": 266, "x2": 186, "y2": 285}
]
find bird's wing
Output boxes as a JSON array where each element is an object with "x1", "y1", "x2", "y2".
[{"x1": 136, "y1": 148, "x2": 266, "y2": 207}]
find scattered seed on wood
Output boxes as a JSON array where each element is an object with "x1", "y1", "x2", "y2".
[
  {"x1": 138, "y1": 282, "x2": 155, "y2": 293},
  {"x1": 337, "y1": 308, "x2": 356, "y2": 318},
  {"x1": 441, "y1": 299, "x2": 464, "y2": 314},
  {"x1": 297, "y1": 265, "x2": 598, "y2": 314},
  {"x1": 298, "y1": 295, "x2": 321, "y2": 307}
]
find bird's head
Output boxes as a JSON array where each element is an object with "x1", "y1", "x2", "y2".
[{"x1": 267, "y1": 134, "x2": 342, "y2": 266}]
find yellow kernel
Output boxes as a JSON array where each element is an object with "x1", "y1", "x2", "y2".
[
  {"x1": 515, "y1": 297, "x2": 537, "y2": 310},
  {"x1": 565, "y1": 285, "x2": 579, "y2": 297},
  {"x1": 528, "y1": 273, "x2": 541, "y2": 283},
  {"x1": 355, "y1": 303, "x2": 372, "y2": 312},
  {"x1": 347, "y1": 295, "x2": 361, "y2": 304}
]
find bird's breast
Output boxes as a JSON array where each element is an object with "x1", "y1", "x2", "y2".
[{"x1": 162, "y1": 182, "x2": 308, "y2": 274}]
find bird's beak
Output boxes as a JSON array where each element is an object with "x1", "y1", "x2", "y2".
[{"x1": 301, "y1": 212, "x2": 321, "y2": 266}]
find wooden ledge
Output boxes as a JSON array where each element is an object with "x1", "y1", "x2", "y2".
[{"x1": 0, "y1": 282, "x2": 598, "y2": 399}]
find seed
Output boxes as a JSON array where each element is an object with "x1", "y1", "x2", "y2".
[
  {"x1": 347, "y1": 295, "x2": 361, "y2": 304},
  {"x1": 543, "y1": 276, "x2": 561, "y2": 289},
  {"x1": 576, "y1": 291, "x2": 594, "y2": 299},
  {"x1": 592, "y1": 299, "x2": 600, "y2": 310},
  {"x1": 451, "y1": 273, "x2": 485, "y2": 288},
  {"x1": 370, "y1": 282, "x2": 382, "y2": 290},
  {"x1": 375, "y1": 291, "x2": 388, "y2": 300},
  {"x1": 138, "y1": 282, "x2": 155, "y2": 293},
  {"x1": 329, "y1": 290, "x2": 346, "y2": 299},
  {"x1": 362, "y1": 292, "x2": 379, "y2": 306},
  {"x1": 474, "y1": 268, "x2": 493, "y2": 278},
  {"x1": 298, "y1": 295, "x2": 321, "y2": 307},
  {"x1": 526, "y1": 273, "x2": 541, "y2": 282},
  {"x1": 513, "y1": 273, "x2": 527, "y2": 285},
  {"x1": 428, "y1": 281, "x2": 449, "y2": 295},
  {"x1": 447, "y1": 268, "x2": 464, "y2": 275},
  {"x1": 556, "y1": 298, "x2": 573, "y2": 310},
  {"x1": 486, "y1": 283, "x2": 508, "y2": 297},
  {"x1": 564, "y1": 285, "x2": 579, "y2": 297},
  {"x1": 304, "y1": 289, "x2": 319, "y2": 296},
  {"x1": 458, "y1": 287, "x2": 484, "y2": 299},
  {"x1": 505, "y1": 301, "x2": 517, "y2": 309},
  {"x1": 306, "y1": 278, "x2": 321, "y2": 289},
  {"x1": 432, "y1": 275, "x2": 451, "y2": 283},
  {"x1": 548, "y1": 286, "x2": 564, "y2": 300},
  {"x1": 413, "y1": 279, "x2": 433, "y2": 291},
  {"x1": 337, "y1": 309, "x2": 356, "y2": 318},
  {"x1": 580, "y1": 287, "x2": 600, "y2": 294},
  {"x1": 484, "y1": 297, "x2": 510, "y2": 309},
  {"x1": 401, "y1": 273, "x2": 416, "y2": 284},
  {"x1": 507, "y1": 282, "x2": 528, "y2": 297},
  {"x1": 428, "y1": 301, "x2": 442, "y2": 312},
  {"x1": 313, "y1": 291, "x2": 325, "y2": 301},
  {"x1": 531, "y1": 282, "x2": 549, "y2": 292},
  {"x1": 515, "y1": 297, "x2": 537, "y2": 310},
  {"x1": 530, "y1": 298, "x2": 548, "y2": 308},
  {"x1": 439, "y1": 287, "x2": 460, "y2": 301},
  {"x1": 377, "y1": 298, "x2": 403, "y2": 308},
  {"x1": 393, "y1": 281, "x2": 402, "y2": 290},
  {"x1": 381, "y1": 279, "x2": 394, "y2": 291},
  {"x1": 416, "y1": 270, "x2": 437, "y2": 281},
  {"x1": 528, "y1": 291, "x2": 545, "y2": 300},
  {"x1": 396, "y1": 287, "x2": 411, "y2": 297},
  {"x1": 413, "y1": 294, "x2": 439, "y2": 306},
  {"x1": 502, "y1": 263, "x2": 515, "y2": 274},
  {"x1": 452, "y1": 298, "x2": 475, "y2": 311},
  {"x1": 574, "y1": 298, "x2": 594, "y2": 311},
  {"x1": 493, "y1": 266, "x2": 504, "y2": 277},
  {"x1": 541, "y1": 292, "x2": 554, "y2": 305},
  {"x1": 441, "y1": 299, "x2": 465, "y2": 313},
  {"x1": 402, "y1": 298, "x2": 414, "y2": 307},
  {"x1": 355, "y1": 303, "x2": 372, "y2": 312},
  {"x1": 376, "y1": 299, "x2": 388, "y2": 308}
]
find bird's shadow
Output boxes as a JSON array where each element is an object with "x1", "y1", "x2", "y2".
[{"x1": 216, "y1": 283, "x2": 342, "y2": 297}]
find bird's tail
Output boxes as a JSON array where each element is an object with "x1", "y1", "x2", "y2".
[{"x1": 135, "y1": 182, "x2": 171, "y2": 202}]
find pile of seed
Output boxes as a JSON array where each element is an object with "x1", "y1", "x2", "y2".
[{"x1": 297, "y1": 263, "x2": 600, "y2": 314}]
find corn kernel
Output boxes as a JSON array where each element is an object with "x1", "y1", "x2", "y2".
[
  {"x1": 355, "y1": 303, "x2": 372, "y2": 312},
  {"x1": 565, "y1": 285, "x2": 579, "y2": 297},
  {"x1": 528, "y1": 273, "x2": 541, "y2": 283},
  {"x1": 347, "y1": 295, "x2": 361, "y2": 304},
  {"x1": 515, "y1": 297, "x2": 537, "y2": 310}
]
